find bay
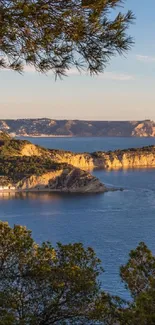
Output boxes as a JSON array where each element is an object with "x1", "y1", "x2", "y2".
[
  {"x1": 1, "y1": 136, "x2": 155, "y2": 298},
  {"x1": 18, "y1": 135, "x2": 155, "y2": 152}
]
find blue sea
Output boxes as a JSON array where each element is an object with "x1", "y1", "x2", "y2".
[{"x1": 1, "y1": 137, "x2": 155, "y2": 298}]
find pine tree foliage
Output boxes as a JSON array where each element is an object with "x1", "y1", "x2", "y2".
[
  {"x1": 0, "y1": 0, "x2": 134, "y2": 76},
  {"x1": 0, "y1": 222, "x2": 104, "y2": 325},
  {"x1": 1, "y1": 223, "x2": 155, "y2": 324}
]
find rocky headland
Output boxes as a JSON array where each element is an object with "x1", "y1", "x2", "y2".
[
  {"x1": 0, "y1": 134, "x2": 106, "y2": 193},
  {"x1": 49, "y1": 146, "x2": 155, "y2": 170},
  {"x1": 16, "y1": 168, "x2": 106, "y2": 193},
  {"x1": 0, "y1": 134, "x2": 155, "y2": 193}
]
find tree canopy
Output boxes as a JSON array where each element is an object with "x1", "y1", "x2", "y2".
[
  {"x1": 119, "y1": 242, "x2": 155, "y2": 325},
  {"x1": 0, "y1": 221, "x2": 104, "y2": 325},
  {"x1": 0, "y1": 0, "x2": 134, "y2": 76},
  {"x1": 1, "y1": 222, "x2": 154, "y2": 325}
]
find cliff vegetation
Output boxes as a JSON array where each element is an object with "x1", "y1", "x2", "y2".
[
  {"x1": 1, "y1": 136, "x2": 155, "y2": 192},
  {"x1": 0, "y1": 138, "x2": 105, "y2": 193}
]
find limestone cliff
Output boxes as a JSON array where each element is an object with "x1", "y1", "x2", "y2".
[
  {"x1": 92, "y1": 148, "x2": 155, "y2": 169},
  {"x1": 1, "y1": 119, "x2": 155, "y2": 137},
  {"x1": 1, "y1": 136, "x2": 155, "y2": 195},
  {"x1": 50, "y1": 150, "x2": 94, "y2": 170},
  {"x1": 17, "y1": 167, "x2": 106, "y2": 193},
  {"x1": 11, "y1": 142, "x2": 155, "y2": 170},
  {"x1": 20, "y1": 143, "x2": 43, "y2": 156},
  {"x1": 49, "y1": 146, "x2": 155, "y2": 170},
  {"x1": 2, "y1": 137, "x2": 155, "y2": 170},
  {"x1": 131, "y1": 121, "x2": 155, "y2": 137},
  {"x1": 0, "y1": 139, "x2": 107, "y2": 193}
]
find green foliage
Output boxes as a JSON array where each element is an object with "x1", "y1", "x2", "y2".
[
  {"x1": 0, "y1": 139, "x2": 51, "y2": 182},
  {"x1": 120, "y1": 242, "x2": 155, "y2": 298},
  {"x1": 0, "y1": 0, "x2": 134, "y2": 76},
  {"x1": 1, "y1": 223, "x2": 155, "y2": 324},
  {"x1": 0, "y1": 132, "x2": 11, "y2": 142},
  {"x1": 0, "y1": 139, "x2": 29, "y2": 156},
  {"x1": 89, "y1": 242, "x2": 155, "y2": 325},
  {"x1": 118, "y1": 242, "x2": 155, "y2": 325},
  {"x1": 0, "y1": 156, "x2": 65, "y2": 182},
  {"x1": 0, "y1": 222, "x2": 103, "y2": 325},
  {"x1": 0, "y1": 138, "x2": 76, "y2": 183}
]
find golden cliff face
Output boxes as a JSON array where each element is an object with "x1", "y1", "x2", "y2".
[
  {"x1": 20, "y1": 144, "x2": 44, "y2": 156},
  {"x1": 17, "y1": 167, "x2": 106, "y2": 193},
  {"x1": 93, "y1": 151, "x2": 155, "y2": 169},
  {"x1": 50, "y1": 147, "x2": 155, "y2": 170},
  {"x1": 5, "y1": 140, "x2": 155, "y2": 170},
  {"x1": 17, "y1": 170, "x2": 62, "y2": 189},
  {"x1": 50, "y1": 151, "x2": 94, "y2": 170}
]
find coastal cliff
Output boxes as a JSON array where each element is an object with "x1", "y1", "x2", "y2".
[
  {"x1": 50, "y1": 146, "x2": 155, "y2": 170},
  {"x1": 1, "y1": 136, "x2": 155, "y2": 170},
  {"x1": 1, "y1": 136, "x2": 155, "y2": 194},
  {"x1": 16, "y1": 167, "x2": 106, "y2": 193},
  {"x1": 0, "y1": 137, "x2": 107, "y2": 193},
  {"x1": 50, "y1": 150, "x2": 94, "y2": 169}
]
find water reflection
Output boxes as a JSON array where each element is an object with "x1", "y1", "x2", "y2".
[
  {"x1": 0, "y1": 192, "x2": 63, "y2": 202},
  {"x1": 1, "y1": 167, "x2": 155, "y2": 298},
  {"x1": 0, "y1": 191, "x2": 103, "y2": 202}
]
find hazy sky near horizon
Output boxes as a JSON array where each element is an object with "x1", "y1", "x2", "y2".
[{"x1": 1, "y1": 0, "x2": 155, "y2": 120}]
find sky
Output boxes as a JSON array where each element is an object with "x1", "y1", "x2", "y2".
[{"x1": 1, "y1": 0, "x2": 155, "y2": 121}]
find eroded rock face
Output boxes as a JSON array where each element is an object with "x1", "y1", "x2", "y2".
[
  {"x1": 2, "y1": 137, "x2": 155, "y2": 195},
  {"x1": 20, "y1": 144, "x2": 43, "y2": 156},
  {"x1": 3, "y1": 138, "x2": 155, "y2": 170},
  {"x1": 17, "y1": 170, "x2": 62, "y2": 190},
  {"x1": 91, "y1": 149, "x2": 155, "y2": 169},
  {"x1": 50, "y1": 147, "x2": 155, "y2": 170},
  {"x1": 17, "y1": 167, "x2": 106, "y2": 193},
  {"x1": 50, "y1": 150, "x2": 94, "y2": 170},
  {"x1": 131, "y1": 122, "x2": 155, "y2": 137}
]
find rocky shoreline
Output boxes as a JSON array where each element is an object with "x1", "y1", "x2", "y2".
[
  {"x1": 50, "y1": 146, "x2": 155, "y2": 170},
  {"x1": 0, "y1": 133, "x2": 155, "y2": 194},
  {"x1": 16, "y1": 169, "x2": 107, "y2": 193}
]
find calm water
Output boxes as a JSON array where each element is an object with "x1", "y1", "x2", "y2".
[
  {"x1": 18, "y1": 135, "x2": 155, "y2": 152},
  {"x1": 1, "y1": 137, "x2": 155, "y2": 298}
]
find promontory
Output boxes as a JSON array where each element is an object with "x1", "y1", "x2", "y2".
[
  {"x1": 0, "y1": 133, "x2": 106, "y2": 193},
  {"x1": 0, "y1": 132, "x2": 155, "y2": 193}
]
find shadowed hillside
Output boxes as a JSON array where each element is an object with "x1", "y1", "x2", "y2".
[{"x1": 0, "y1": 119, "x2": 155, "y2": 137}]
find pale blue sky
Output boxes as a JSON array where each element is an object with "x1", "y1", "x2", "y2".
[{"x1": 1, "y1": 0, "x2": 155, "y2": 120}]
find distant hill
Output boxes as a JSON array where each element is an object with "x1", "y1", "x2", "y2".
[{"x1": 0, "y1": 119, "x2": 155, "y2": 137}]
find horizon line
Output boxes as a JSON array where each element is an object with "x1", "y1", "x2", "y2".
[{"x1": 0, "y1": 118, "x2": 153, "y2": 122}]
